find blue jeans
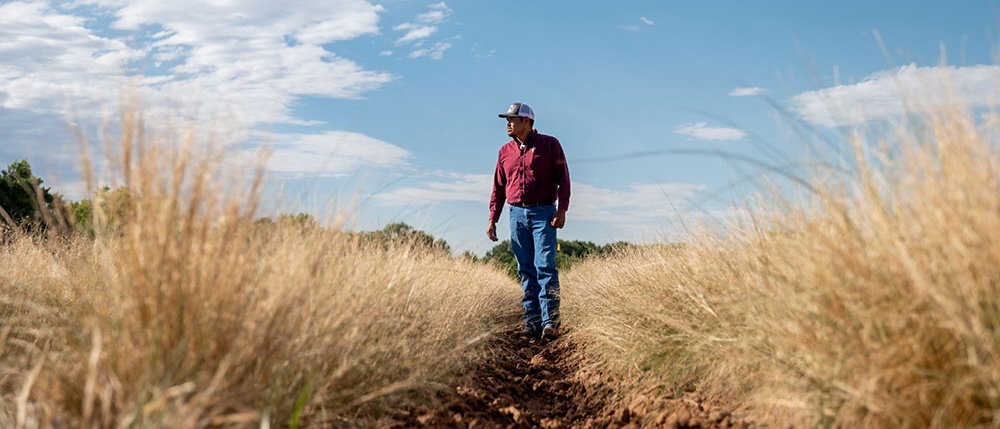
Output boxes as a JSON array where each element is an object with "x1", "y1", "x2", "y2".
[{"x1": 509, "y1": 204, "x2": 560, "y2": 332}]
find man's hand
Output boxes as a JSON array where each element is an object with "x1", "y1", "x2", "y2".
[
  {"x1": 551, "y1": 210, "x2": 566, "y2": 229},
  {"x1": 487, "y1": 220, "x2": 498, "y2": 242}
]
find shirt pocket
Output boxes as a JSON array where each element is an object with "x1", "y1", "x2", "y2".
[
  {"x1": 502, "y1": 152, "x2": 522, "y2": 178},
  {"x1": 528, "y1": 149, "x2": 547, "y2": 172}
]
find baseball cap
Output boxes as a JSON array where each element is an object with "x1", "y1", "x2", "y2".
[{"x1": 498, "y1": 102, "x2": 534, "y2": 120}]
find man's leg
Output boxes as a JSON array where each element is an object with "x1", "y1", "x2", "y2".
[
  {"x1": 531, "y1": 205, "x2": 560, "y2": 330},
  {"x1": 510, "y1": 206, "x2": 542, "y2": 333}
]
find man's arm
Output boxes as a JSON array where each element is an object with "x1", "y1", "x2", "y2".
[
  {"x1": 488, "y1": 150, "x2": 506, "y2": 241},
  {"x1": 487, "y1": 220, "x2": 498, "y2": 242},
  {"x1": 552, "y1": 139, "x2": 570, "y2": 228},
  {"x1": 551, "y1": 210, "x2": 566, "y2": 229}
]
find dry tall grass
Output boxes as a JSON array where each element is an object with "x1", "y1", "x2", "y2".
[
  {"x1": 0, "y1": 111, "x2": 519, "y2": 428},
  {"x1": 564, "y1": 104, "x2": 1000, "y2": 427}
]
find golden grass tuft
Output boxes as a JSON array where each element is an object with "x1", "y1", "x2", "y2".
[
  {"x1": 564, "y1": 104, "x2": 1000, "y2": 427},
  {"x1": 0, "y1": 109, "x2": 519, "y2": 428}
]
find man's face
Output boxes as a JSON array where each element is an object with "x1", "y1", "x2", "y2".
[{"x1": 506, "y1": 116, "x2": 529, "y2": 137}]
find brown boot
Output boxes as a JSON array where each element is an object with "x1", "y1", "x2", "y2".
[{"x1": 541, "y1": 324, "x2": 559, "y2": 341}]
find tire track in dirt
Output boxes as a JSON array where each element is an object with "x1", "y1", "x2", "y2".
[{"x1": 377, "y1": 327, "x2": 753, "y2": 429}]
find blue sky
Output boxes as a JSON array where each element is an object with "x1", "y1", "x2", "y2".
[{"x1": 2, "y1": 0, "x2": 999, "y2": 254}]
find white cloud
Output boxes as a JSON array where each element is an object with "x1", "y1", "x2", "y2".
[
  {"x1": 0, "y1": 1, "x2": 142, "y2": 113},
  {"x1": 474, "y1": 48, "x2": 497, "y2": 59},
  {"x1": 374, "y1": 172, "x2": 490, "y2": 205},
  {"x1": 571, "y1": 182, "x2": 705, "y2": 222},
  {"x1": 0, "y1": 0, "x2": 393, "y2": 129},
  {"x1": 392, "y1": 2, "x2": 453, "y2": 50},
  {"x1": 101, "y1": 0, "x2": 384, "y2": 44},
  {"x1": 418, "y1": 2, "x2": 452, "y2": 24},
  {"x1": 729, "y1": 86, "x2": 766, "y2": 97},
  {"x1": 570, "y1": 183, "x2": 750, "y2": 246},
  {"x1": 621, "y1": 16, "x2": 653, "y2": 32},
  {"x1": 676, "y1": 122, "x2": 748, "y2": 141},
  {"x1": 409, "y1": 42, "x2": 452, "y2": 60},
  {"x1": 251, "y1": 131, "x2": 411, "y2": 177},
  {"x1": 339, "y1": 171, "x2": 745, "y2": 252},
  {"x1": 789, "y1": 63, "x2": 1000, "y2": 128},
  {"x1": 393, "y1": 23, "x2": 437, "y2": 44},
  {"x1": 375, "y1": 173, "x2": 706, "y2": 223}
]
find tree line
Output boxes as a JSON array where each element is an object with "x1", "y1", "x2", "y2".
[
  {"x1": 471, "y1": 239, "x2": 635, "y2": 280},
  {"x1": 1, "y1": 159, "x2": 631, "y2": 277}
]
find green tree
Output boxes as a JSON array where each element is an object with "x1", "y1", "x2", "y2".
[
  {"x1": 482, "y1": 238, "x2": 632, "y2": 281},
  {"x1": 252, "y1": 216, "x2": 276, "y2": 230},
  {"x1": 276, "y1": 212, "x2": 319, "y2": 231},
  {"x1": 460, "y1": 250, "x2": 479, "y2": 262},
  {"x1": 0, "y1": 159, "x2": 66, "y2": 232},
  {"x1": 555, "y1": 239, "x2": 600, "y2": 270},
  {"x1": 364, "y1": 222, "x2": 451, "y2": 254},
  {"x1": 483, "y1": 240, "x2": 518, "y2": 279},
  {"x1": 598, "y1": 241, "x2": 636, "y2": 255},
  {"x1": 70, "y1": 186, "x2": 133, "y2": 236}
]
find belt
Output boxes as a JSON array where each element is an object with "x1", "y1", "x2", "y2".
[{"x1": 511, "y1": 201, "x2": 554, "y2": 208}]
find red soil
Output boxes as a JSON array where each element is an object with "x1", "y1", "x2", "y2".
[{"x1": 368, "y1": 327, "x2": 755, "y2": 429}]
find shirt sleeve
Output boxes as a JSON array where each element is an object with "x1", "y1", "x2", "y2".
[
  {"x1": 553, "y1": 139, "x2": 571, "y2": 213},
  {"x1": 489, "y1": 148, "x2": 507, "y2": 222}
]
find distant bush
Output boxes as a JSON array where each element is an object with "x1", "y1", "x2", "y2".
[
  {"x1": 481, "y1": 238, "x2": 638, "y2": 280},
  {"x1": 0, "y1": 159, "x2": 71, "y2": 235},
  {"x1": 69, "y1": 185, "x2": 133, "y2": 237},
  {"x1": 360, "y1": 222, "x2": 451, "y2": 254}
]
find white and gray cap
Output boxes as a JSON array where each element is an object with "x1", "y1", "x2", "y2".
[{"x1": 498, "y1": 102, "x2": 534, "y2": 120}]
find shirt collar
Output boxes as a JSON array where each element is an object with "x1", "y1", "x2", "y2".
[{"x1": 518, "y1": 129, "x2": 538, "y2": 147}]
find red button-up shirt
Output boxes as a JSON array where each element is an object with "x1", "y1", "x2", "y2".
[{"x1": 489, "y1": 130, "x2": 571, "y2": 222}]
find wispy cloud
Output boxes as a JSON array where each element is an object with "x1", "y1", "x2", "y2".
[
  {"x1": 0, "y1": 0, "x2": 392, "y2": 128},
  {"x1": 789, "y1": 64, "x2": 1000, "y2": 127},
  {"x1": 729, "y1": 86, "x2": 766, "y2": 97},
  {"x1": 249, "y1": 131, "x2": 411, "y2": 177},
  {"x1": 418, "y1": 2, "x2": 451, "y2": 24},
  {"x1": 393, "y1": 2, "x2": 454, "y2": 55},
  {"x1": 621, "y1": 16, "x2": 654, "y2": 32},
  {"x1": 374, "y1": 172, "x2": 489, "y2": 205},
  {"x1": 0, "y1": 1, "x2": 410, "y2": 182},
  {"x1": 409, "y1": 42, "x2": 452, "y2": 60},
  {"x1": 571, "y1": 182, "x2": 704, "y2": 222},
  {"x1": 0, "y1": 2, "x2": 141, "y2": 114},
  {"x1": 393, "y1": 23, "x2": 438, "y2": 45},
  {"x1": 369, "y1": 172, "x2": 747, "y2": 250},
  {"x1": 473, "y1": 46, "x2": 497, "y2": 59},
  {"x1": 676, "y1": 122, "x2": 748, "y2": 141},
  {"x1": 374, "y1": 173, "x2": 706, "y2": 223},
  {"x1": 571, "y1": 182, "x2": 752, "y2": 245}
]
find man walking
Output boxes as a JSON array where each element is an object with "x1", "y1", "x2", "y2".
[{"x1": 487, "y1": 102, "x2": 571, "y2": 341}]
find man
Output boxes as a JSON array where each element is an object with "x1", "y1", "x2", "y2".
[{"x1": 487, "y1": 102, "x2": 571, "y2": 341}]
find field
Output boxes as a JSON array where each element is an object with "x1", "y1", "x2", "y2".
[
  {"x1": 3, "y1": 102, "x2": 1000, "y2": 428},
  {"x1": 563, "y1": 105, "x2": 1000, "y2": 427}
]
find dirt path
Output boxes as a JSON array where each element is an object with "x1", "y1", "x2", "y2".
[{"x1": 375, "y1": 327, "x2": 754, "y2": 429}]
